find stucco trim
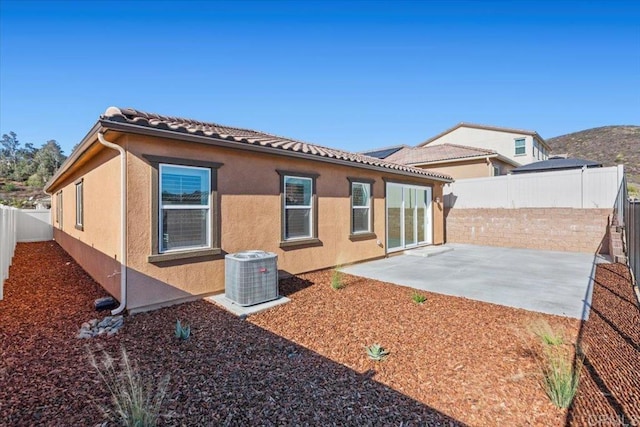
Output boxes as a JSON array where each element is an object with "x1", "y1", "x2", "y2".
[
  {"x1": 147, "y1": 248, "x2": 222, "y2": 263},
  {"x1": 348, "y1": 232, "x2": 377, "y2": 242},
  {"x1": 347, "y1": 177, "x2": 375, "y2": 237},
  {"x1": 277, "y1": 169, "x2": 321, "y2": 245},
  {"x1": 279, "y1": 238, "x2": 323, "y2": 249},
  {"x1": 143, "y1": 154, "x2": 223, "y2": 263}
]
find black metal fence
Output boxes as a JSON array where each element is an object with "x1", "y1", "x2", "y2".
[
  {"x1": 625, "y1": 196, "x2": 639, "y2": 286},
  {"x1": 615, "y1": 176, "x2": 639, "y2": 286}
]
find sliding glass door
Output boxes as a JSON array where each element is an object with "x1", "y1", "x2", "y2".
[{"x1": 386, "y1": 183, "x2": 432, "y2": 252}]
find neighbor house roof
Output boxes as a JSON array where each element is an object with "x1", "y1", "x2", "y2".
[
  {"x1": 511, "y1": 157, "x2": 602, "y2": 174},
  {"x1": 46, "y1": 107, "x2": 452, "y2": 192},
  {"x1": 385, "y1": 143, "x2": 515, "y2": 166},
  {"x1": 360, "y1": 145, "x2": 407, "y2": 159},
  {"x1": 418, "y1": 122, "x2": 548, "y2": 148}
]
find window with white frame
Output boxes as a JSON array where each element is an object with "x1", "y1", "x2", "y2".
[
  {"x1": 492, "y1": 165, "x2": 501, "y2": 176},
  {"x1": 75, "y1": 180, "x2": 83, "y2": 230},
  {"x1": 159, "y1": 164, "x2": 211, "y2": 252},
  {"x1": 351, "y1": 181, "x2": 371, "y2": 234},
  {"x1": 514, "y1": 138, "x2": 526, "y2": 156},
  {"x1": 283, "y1": 175, "x2": 313, "y2": 240}
]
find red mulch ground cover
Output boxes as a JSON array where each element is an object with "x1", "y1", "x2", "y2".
[
  {"x1": 5, "y1": 242, "x2": 634, "y2": 426},
  {"x1": 567, "y1": 263, "x2": 640, "y2": 427}
]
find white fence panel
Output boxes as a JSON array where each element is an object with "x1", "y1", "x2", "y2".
[
  {"x1": 444, "y1": 165, "x2": 623, "y2": 209},
  {"x1": 1, "y1": 205, "x2": 18, "y2": 300},
  {"x1": 17, "y1": 209, "x2": 52, "y2": 242}
]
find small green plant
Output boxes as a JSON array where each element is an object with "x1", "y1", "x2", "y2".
[
  {"x1": 411, "y1": 292, "x2": 427, "y2": 304},
  {"x1": 175, "y1": 319, "x2": 191, "y2": 340},
  {"x1": 365, "y1": 343, "x2": 389, "y2": 361},
  {"x1": 88, "y1": 347, "x2": 170, "y2": 426},
  {"x1": 529, "y1": 320, "x2": 564, "y2": 346},
  {"x1": 2, "y1": 183, "x2": 17, "y2": 192},
  {"x1": 331, "y1": 268, "x2": 345, "y2": 290},
  {"x1": 541, "y1": 349, "x2": 582, "y2": 408}
]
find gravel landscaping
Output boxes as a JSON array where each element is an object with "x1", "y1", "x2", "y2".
[
  {"x1": 0, "y1": 241, "x2": 613, "y2": 426},
  {"x1": 567, "y1": 262, "x2": 640, "y2": 426}
]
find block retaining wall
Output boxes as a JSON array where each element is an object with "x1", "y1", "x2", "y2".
[{"x1": 444, "y1": 208, "x2": 611, "y2": 253}]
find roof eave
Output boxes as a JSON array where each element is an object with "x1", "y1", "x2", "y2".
[
  {"x1": 44, "y1": 121, "x2": 103, "y2": 193},
  {"x1": 100, "y1": 120, "x2": 453, "y2": 183}
]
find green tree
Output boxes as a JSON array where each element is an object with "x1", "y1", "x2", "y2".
[
  {"x1": 34, "y1": 140, "x2": 66, "y2": 183},
  {"x1": 1, "y1": 132, "x2": 20, "y2": 177}
]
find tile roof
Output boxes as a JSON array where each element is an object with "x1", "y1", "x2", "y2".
[
  {"x1": 385, "y1": 143, "x2": 497, "y2": 165},
  {"x1": 511, "y1": 157, "x2": 602, "y2": 174},
  {"x1": 101, "y1": 107, "x2": 452, "y2": 181},
  {"x1": 360, "y1": 145, "x2": 408, "y2": 159},
  {"x1": 419, "y1": 122, "x2": 546, "y2": 147}
]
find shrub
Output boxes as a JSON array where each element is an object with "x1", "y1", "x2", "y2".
[
  {"x1": 411, "y1": 292, "x2": 427, "y2": 304},
  {"x1": 175, "y1": 319, "x2": 191, "y2": 340},
  {"x1": 331, "y1": 268, "x2": 345, "y2": 290},
  {"x1": 2, "y1": 183, "x2": 17, "y2": 192},
  {"x1": 529, "y1": 320, "x2": 564, "y2": 346},
  {"x1": 365, "y1": 343, "x2": 389, "y2": 361},
  {"x1": 541, "y1": 349, "x2": 582, "y2": 408},
  {"x1": 27, "y1": 173, "x2": 44, "y2": 188},
  {"x1": 88, "y1": 348, "x2": 170, "y2": 426}
]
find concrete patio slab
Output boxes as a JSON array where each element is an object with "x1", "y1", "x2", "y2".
[
  {"x1": 341, "y1": 244, "x2": 607, "y2": 319},
  {"x1": 206, "y1": 294, "x2": 290, "y2": 317}
]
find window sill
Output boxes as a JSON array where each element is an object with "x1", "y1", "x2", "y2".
[
  {"x1": 514, "y1": 153, "x2": 526, "y2": 157},
  {"x1": 349, "y1": 232, "x2": 376, "y2": 242},
  {"x1": 279, "y1": 238, "x2": 323, "y2": 250},
  {"x1": 75, "y1": 224, "x2": 84, "y2": 231},
  {"x1": 148, "y1": 248, "x2": 221, "y2": 263}
]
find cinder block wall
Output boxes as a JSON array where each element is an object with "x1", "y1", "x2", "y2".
[{"x1": 444, "y1": 208, "x2": 611, "y2": 253}]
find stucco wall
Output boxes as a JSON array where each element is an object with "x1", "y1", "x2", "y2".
[
  {"x1": 123, "y1": 134, "x2": 445, "y2": 311},
  {"x1": 444, "y1": 207, "x2": 611, "y2": 253},
  {"x1": 417, "y1": 158, "x2": 492, "y2": 180},
  {"x1": 50, "y1": 143, "x2": 122, "y2": 298},
  {"x1": 426, "y1": 127, "x2": 545, "y2": 166}
]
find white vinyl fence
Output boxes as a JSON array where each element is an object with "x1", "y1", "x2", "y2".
[
  {"x1": 1, "y1": 205, "x2": 18, "y2": 301},
  {"x1": 444, "y1": 165, "x2": 624, "y2": 209},
  {"x1": 1, "y1": 206, "x2": 53, "y2": 300},
  {"x1": 17, "y1": 209, "x2": 53, "y2": 242}
]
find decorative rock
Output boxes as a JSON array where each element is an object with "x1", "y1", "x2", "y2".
[{"x1": 76, "y1": 315, "x2": 124, "y2": 339}]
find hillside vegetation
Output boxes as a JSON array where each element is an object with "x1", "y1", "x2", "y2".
[
  {"x1": 0, "y1": 132, "x2": 66, "y2": 208},
  {"x1": 546, "y1": 125, "x2": 640, "y2": 193}
]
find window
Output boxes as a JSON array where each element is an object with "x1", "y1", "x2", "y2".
[
  {"x1": 144, "y1": 155, "x2": 222, "y2": 263},
  {"x1": 348, "y1": 178, "x2": 374, "y2": 236},
  {"x1": 75, "y1": 180, "x2": 83, "y2": 230},
  {"x1": 514, "y1": 138, "x2": 526, "y2": 156},
  {"x1": 277, "y1": 170, "x2": 319, "y2": 247},
  {"x1": 492, "y1": 165, "x2": 501, "y2": 176},
  {"x1": 284, "y1": 176, "x2": 312, "y2": 239},
  {"x1": 159, "y1": 164, "x2": 210, "y2": 252},
  {"x1": 56, "y1": 191, "x2": 63, "y2": 228}
]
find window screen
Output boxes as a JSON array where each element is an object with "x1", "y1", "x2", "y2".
[{"x1": 159, "y1": 164, "x2": 210, "y2": 252}]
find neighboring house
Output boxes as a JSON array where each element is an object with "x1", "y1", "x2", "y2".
[
  {"x1": 361, "y1": 145, "x2": 407, "y2": 159},
  {"x1": 383, "y1": 143, "x2": 519, "y2": 180},
  {"x1": 511, "y1": 157, "x2": 602, "y2": 174},
  {"x1": 418, "y1": 122, "x2": 552, "y2": 167},
  {"x1": 44, "y1": 107, "x2": 453, "y2": 313}
]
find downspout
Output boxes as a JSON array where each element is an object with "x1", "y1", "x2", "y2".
[{"x1": 97, "y1": 131, "x2": 127, "y2": 315}]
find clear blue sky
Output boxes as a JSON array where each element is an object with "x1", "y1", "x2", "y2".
[{"x1": 1, "y1": 0, "x2": 639, "y2": 156}]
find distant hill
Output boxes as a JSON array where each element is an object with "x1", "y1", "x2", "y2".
[{"x1": 546, "y1": 125, "x2": 640, "y2": 190}]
